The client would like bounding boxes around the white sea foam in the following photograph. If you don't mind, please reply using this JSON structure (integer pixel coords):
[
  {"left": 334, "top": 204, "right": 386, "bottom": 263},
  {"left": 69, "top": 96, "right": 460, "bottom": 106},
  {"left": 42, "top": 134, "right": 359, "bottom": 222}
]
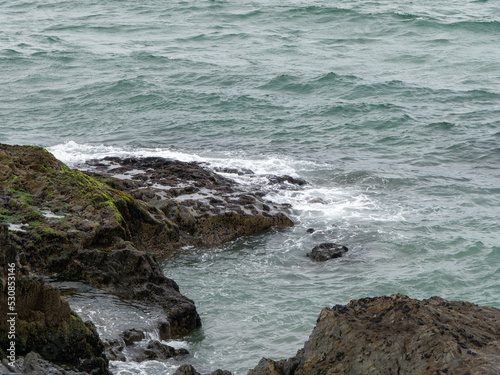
[
  {"left": 47, "top": 141, "right": 401, "bottom": 227},
  {"left": 47, "top": 141, "right": 206, "bottom": 168}
]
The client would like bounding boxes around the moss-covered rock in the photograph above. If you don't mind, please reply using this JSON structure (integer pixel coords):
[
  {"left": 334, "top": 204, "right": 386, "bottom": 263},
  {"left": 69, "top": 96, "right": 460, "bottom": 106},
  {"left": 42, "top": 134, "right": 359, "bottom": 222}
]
[
  {"left": 0, "top": 144, "right": 295, "bottom": 358},
  {"left": 0, "top": 144, "right": 182, "bottom": 272},
  {"left": 0, "top": 144, "right": 200, "bottom": 341}
]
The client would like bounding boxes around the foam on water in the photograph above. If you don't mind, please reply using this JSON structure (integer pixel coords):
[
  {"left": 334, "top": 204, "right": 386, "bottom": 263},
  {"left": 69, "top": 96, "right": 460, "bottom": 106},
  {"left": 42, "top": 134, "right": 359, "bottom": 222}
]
[
  {"left": 43, "top": 141, "right": 422, "bottom": 375},
  {"left": 47, "top": 141, "right": 206, "bottom": 167},
  {"left": 47, "top": 141, "right": 388, "bottom": 229}
]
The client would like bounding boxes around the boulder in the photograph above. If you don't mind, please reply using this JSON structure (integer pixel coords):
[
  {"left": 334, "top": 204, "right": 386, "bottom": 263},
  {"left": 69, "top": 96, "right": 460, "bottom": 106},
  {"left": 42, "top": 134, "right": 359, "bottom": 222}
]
[
  {"left": 306, "top": 243, "right": 348, "bottom": 262},
  {"left": 122, "top": 329, "right": 145, "bottom": 346},
  {"left": 135, "top": 340, "right": 188, "bottom": 362},
  {"left": 247, "top": 294, "right": 500, "bottom": 375},
  {"left": 173, "top": 364, "right": 232, "bottom": 375}
]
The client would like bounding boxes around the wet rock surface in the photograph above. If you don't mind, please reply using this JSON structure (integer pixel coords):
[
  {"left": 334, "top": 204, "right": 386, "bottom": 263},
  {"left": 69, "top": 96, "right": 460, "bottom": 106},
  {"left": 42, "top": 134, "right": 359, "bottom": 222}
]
[
  {"left": 134, "top": 340, "right": 189, "bottom": 362},
  {"left": 1, "top": 352, "right": 91, "bottom": 374},
  {"left": 0, "top": 225, "right": 110, "bottom": 375},
  {"left": 0, "top": 145, "right": 295, "bottom": 372},
  {"left": 306, "top": 242, "right": 348, "bottom": 262},
  {"left": 83, "top": 156, "right": 294, "bottom": 247},
  {"left": 173, "top": 364, "right": 232, "bottom": 375},
  {"left": 247, "top": 294, "right": 500, "bottom": 375}
]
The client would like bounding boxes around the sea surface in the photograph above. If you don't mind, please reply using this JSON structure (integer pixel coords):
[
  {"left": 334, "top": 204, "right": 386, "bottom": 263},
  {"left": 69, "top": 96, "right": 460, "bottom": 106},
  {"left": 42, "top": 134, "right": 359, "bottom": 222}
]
[{"left": 1, "top": 0, "right": 500, "bottom": 374}]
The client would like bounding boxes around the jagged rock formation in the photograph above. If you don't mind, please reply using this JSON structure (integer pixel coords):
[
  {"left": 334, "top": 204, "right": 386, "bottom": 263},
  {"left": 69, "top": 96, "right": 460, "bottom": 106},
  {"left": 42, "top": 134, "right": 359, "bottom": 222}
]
[
  {"left": 0, "top": 144, "right": 294, "bottom": 338},
  {"left": 83, "top": 156, "right": 294, "bottom": 247},
  {"left": 0, "top": 144, "right": 295, "bottom": 371},
  {"left": 306, "top": 243, "right": 348, "bottom": 262},
  {"left": 0, "top": 225, "right": 110, "bottom": 374},
  {"left": 248, "top": 294, "right": 500, "bottom": 375}
]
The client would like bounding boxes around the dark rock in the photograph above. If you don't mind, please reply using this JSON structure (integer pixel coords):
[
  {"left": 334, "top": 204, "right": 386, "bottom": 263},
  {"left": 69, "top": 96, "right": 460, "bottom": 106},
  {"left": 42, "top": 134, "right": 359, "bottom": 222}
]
[
  {"left": 211, "top": 370, "right": 233, "bottom": 375},
  {"left": 247, "top": 294, "right": 500, "bottom": 374},
  {"left": 247, "top": 357, "right": 300, "bottom": 375},
  {"left": 135, "top": 340, "right": 181, "bottom": 362},
  {"left": 0, "top": 225, "right": 110, "bottom": 375},
  {"left": 173, "top": 365, "right": 233, "bottom": 375},
  {"left": 83, "top": 155, "right": 294, "bottom": 248},
  {"left": 53, "top": 247, "right": 201, "bottom": 337},
  {"left": 3, "top": 352, "right": 89, "bottom": 374},
  {"left": 158, "top": 321, "right": 171, "bottom": 340},
  {"left": 266, "top": 175, "right": 307, "bottom": 187},
  {"left": 306, "top": 243, "right": 348, "bottom": 262},
  {"left": 173, "top": 364, "right": 200, "bottom": 375},
  {"left": 106, "top": 346, "right": 126, "bottom": 362},
  {"left": 122, "top": 329, "right": 145, "bottom": 346},
  {"left": 0, "top": 145, "right": 294, "bottom": 371},
  {"left": 213, "top": 167, "right": 255, "bottom": 176},
  {"left": 306, "top": 228, "right": 315, "bottom": 234},
  {"left": 0, "top": 145, "right": 204, "bottom": 337}
]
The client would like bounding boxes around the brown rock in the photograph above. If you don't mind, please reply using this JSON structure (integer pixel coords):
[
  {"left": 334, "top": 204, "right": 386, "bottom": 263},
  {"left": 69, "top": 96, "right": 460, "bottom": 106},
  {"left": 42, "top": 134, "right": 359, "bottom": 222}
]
[
  {"left": 84, "top": 155, "right": 295, "bottom": 248},
  {"left": 248, "top": 294, "right": 500, "bottom": 375},
  {"left": 0, "top": 225, "right": 110, "bottom": 375},
  {"left": 173, "top": 364, "right": 232, "bottom": 375}
]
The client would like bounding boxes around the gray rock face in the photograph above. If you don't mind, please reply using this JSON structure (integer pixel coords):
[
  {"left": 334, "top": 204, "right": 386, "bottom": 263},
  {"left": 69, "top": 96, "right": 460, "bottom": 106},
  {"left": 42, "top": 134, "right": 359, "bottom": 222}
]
[
  {"left": 1, "top": 352, "right": 89, "bottom": 374},
  {"left": 306, "top": 243, "right": 348, "bottom": 262},
  {"left": 247, "top": 294, "right": 500, "bottom": 375}
]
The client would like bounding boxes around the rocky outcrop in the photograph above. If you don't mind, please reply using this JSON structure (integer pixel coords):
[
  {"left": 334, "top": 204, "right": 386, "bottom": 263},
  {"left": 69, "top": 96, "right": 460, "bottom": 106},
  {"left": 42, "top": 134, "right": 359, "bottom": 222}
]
[
  {"left": 0, "top": 225, "right": 110, "bottom": 374},
  {"left": 84, "top": 156, "right": 294, "bottom": 247},
  {"left": 248, "top": 294, "right": 500, "bottom": 375},
  {"left": 173, "top": 364, "right": 232, "bottom": 375},
  {"left": 0, "top": 144, "right": 294, "bottom": 340},
  {"left": 306, "top": 243, "right": 348, "bottom": 262},
  {"left": 1, "top": 351, "right": 96, "bottom": 375},
  {"left": 0, "top": 144, "right": 296, "bottom": 371}
]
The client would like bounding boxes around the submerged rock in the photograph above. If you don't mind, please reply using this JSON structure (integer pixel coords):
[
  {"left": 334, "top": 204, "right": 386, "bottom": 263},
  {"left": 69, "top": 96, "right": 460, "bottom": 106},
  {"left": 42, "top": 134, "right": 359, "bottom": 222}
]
[
  {"left": 247, "top": 294, "right": 500, "bottom": 375},
  {"left": 122, "top": 329, "right": 145, "bottom": 346},
  {"left": 306, "top": 242, "right": 348, "bottom": 261}
]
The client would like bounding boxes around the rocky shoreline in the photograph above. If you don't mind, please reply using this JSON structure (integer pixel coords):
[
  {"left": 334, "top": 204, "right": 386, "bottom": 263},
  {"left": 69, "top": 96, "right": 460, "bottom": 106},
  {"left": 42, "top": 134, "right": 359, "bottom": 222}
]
[
  {"left": 1, "top": 144, "right": 500, "bottom": 374},
  {"left": 0, "top": 144, "right": 295, "bottom": 374}
]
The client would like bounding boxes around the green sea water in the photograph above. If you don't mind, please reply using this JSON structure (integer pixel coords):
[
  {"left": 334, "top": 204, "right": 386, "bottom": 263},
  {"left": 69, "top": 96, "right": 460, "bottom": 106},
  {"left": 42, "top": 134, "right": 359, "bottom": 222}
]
[{"left": 1, "top": 0, "right": 499, "bottom": 374}]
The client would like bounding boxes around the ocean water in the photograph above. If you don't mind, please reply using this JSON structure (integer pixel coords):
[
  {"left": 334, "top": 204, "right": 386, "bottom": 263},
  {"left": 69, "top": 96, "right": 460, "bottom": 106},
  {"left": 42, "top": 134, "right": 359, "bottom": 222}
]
[{"left": 1, "top": 0, "right": 499, "bottom": 374}]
